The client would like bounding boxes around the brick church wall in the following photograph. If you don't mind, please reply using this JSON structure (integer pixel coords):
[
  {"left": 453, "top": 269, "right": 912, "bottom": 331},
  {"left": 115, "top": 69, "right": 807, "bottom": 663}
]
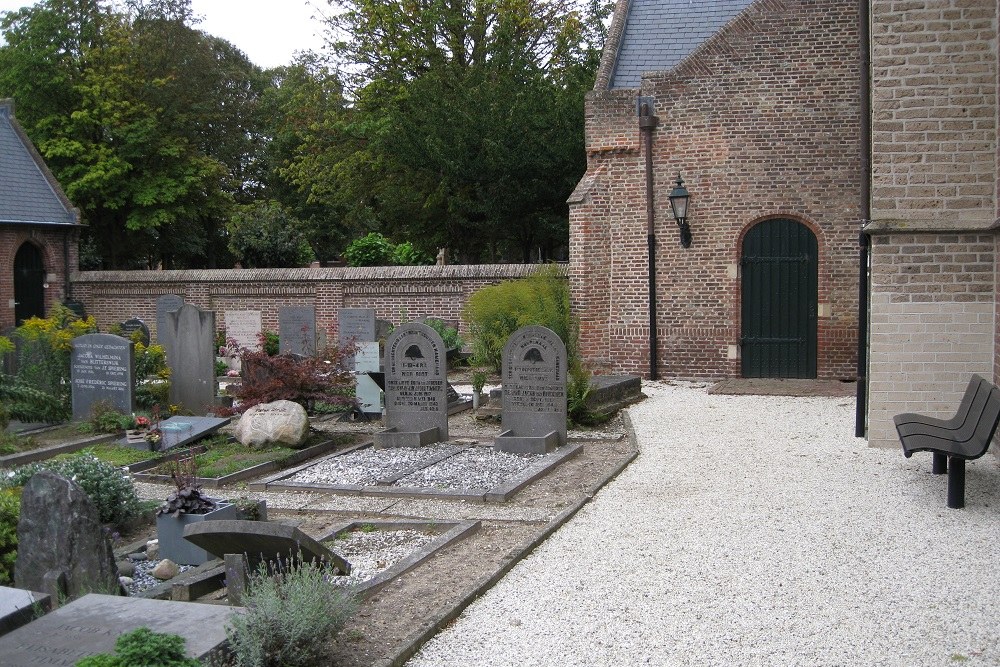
[
  {"left": 866, "top": 0, "right": 997, "bottom": 447},
  {"left": 571, "top": 0, "right": 862, "bottom": 379},
  {"left": 69, "top": 264, "right": 539, "bottom": 343},
  {"left": 0, "top": 226, "right": 79, "bottom": 332}
]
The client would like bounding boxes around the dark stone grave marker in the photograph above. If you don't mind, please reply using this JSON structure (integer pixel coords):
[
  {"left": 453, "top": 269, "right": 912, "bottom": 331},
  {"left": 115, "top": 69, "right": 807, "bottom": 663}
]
[
  {"left": 375, "top": 322, "right": 448, "bottom": 448},
  {"left": 495, "top": 325, "right": 567, "bottom": 454},
  {"left": 163, "top": 304, "right": 216, "bottom": 415},
  {"left": 183, "top": 519, "right": 351, "bottom": 574},
  {"left": 0, "top": 586, "right": 50, "bottom": 636},
  {"left": 118, "top": 317, "right": 150, "bottom": 347},
  {"left": 155, "top": 294, "right": 184, "bottom": 344},
  {"left": 0, "top": 594, "right": 236, "bottom": 664},
  {"left": 70, "top": 333, "right": 134, "bottom": 421},
  {"left": 279, "top": 306, "right": 316, "bottom": 356}
]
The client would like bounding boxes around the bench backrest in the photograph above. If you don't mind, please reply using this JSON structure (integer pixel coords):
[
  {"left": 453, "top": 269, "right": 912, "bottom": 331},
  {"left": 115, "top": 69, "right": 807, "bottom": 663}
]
[
  {"left": 957, "top": 385, "right": 1000, "bottom": 459},
  {"left": 942, "top": 379, "right": 995, "bottom": 442}
]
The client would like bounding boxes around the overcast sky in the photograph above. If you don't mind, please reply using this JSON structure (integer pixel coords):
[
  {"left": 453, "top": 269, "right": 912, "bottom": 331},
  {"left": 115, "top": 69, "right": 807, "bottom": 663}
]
[{"left": 0, "top": 0, "right": 328, "bottom": 69}]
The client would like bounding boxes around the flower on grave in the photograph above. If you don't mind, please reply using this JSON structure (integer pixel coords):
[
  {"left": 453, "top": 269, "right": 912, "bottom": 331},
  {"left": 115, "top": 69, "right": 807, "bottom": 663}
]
[
  {"left": 145, "top": 429, "right": 162, "bottom": 444},
  {"left": 226, "top": 369, "right": 240, "bottom": 377},
  {"left": 134, "top": 415, "right": 151, "bottom": 429}
]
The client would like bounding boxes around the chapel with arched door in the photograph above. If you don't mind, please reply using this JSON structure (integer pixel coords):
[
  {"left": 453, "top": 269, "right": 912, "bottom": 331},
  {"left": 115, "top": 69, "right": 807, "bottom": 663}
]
[
  {"left": 740, "top": 218, "right": 818, "bottom": 378},
  {"left": 13, "top": 242, "right": 45, "bottom": 325}
]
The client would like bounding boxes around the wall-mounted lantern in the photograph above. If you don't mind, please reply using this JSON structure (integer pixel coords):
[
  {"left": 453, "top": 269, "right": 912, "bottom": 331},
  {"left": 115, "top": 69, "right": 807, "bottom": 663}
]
[{"left": 668, "top": 174, "right": 692, "bottom": 248}]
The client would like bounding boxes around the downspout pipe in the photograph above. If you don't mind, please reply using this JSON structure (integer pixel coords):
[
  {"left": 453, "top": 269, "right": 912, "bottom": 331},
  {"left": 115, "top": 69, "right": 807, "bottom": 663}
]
[
  {"left": 639, "top": 102, "right": 659, "bottom": 380},
  {"left": 856, "top": 0, "right": 872, "bottom": 437}
]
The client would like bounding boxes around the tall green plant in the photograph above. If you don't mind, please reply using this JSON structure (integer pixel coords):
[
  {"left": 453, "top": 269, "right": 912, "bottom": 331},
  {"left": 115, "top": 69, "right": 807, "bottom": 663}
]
[{"left": 463, "top": 265, "right": 576, "bottom": 373}]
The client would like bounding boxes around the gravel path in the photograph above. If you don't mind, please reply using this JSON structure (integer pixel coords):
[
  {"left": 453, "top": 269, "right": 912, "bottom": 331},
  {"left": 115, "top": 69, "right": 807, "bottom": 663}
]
[{"left": 408, "top": 381, "right": 1000, "bottom": 666}]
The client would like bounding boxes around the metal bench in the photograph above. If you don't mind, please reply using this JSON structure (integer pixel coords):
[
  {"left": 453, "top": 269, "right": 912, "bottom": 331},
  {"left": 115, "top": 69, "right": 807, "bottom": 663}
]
[{"left": 895, "top": 375, "right": 1000, "bottom": 509}]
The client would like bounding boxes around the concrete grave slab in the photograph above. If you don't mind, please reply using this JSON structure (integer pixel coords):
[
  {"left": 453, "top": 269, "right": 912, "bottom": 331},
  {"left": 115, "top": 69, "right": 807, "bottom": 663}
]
[
  {"left": 183, "top": 519, "right": 351, "bottom": 574},
  {"left": 0, "top": 594, "right": 237, "bottom": 664},
  {"left": 0, "top": 586, "right": 50, "bottom": 636},
  {"left": 119, "top": 415, "right": 230, "bottom": 452}
]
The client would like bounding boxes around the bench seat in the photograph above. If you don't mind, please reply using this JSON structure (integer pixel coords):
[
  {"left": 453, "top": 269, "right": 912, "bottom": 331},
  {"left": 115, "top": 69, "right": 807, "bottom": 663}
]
[{"left": 896, "top": 378, "right": 1000, "bottom": 509}]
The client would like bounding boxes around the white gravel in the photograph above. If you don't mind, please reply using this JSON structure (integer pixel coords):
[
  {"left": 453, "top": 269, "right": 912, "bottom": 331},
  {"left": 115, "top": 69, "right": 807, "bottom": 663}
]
[
  {"left": 407, "top": 381, "right": 1000, "bottom": 666},
  {"left": 286, "top": 444, "right": 456, "bottom": 485},
  {"left": 325, "top": 528, "right": 434, "bottom": 588},
  {"left": 395, "top": 447, "right": 539, "bottom": 490}
]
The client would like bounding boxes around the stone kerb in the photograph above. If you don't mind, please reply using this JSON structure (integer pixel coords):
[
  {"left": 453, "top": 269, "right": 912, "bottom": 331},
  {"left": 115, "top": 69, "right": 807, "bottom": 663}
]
[
  {"left": 70, "top": 333, "right": 134, "bottom": 421},
  {"left": 163, "top": 304, "right": 216, "bottom": 416},
  {"left": 495, "top": 325, "right": 567, "bottom": 455},
  {"left": 375, "top": 322, "right": 448, "bottom": 448}
]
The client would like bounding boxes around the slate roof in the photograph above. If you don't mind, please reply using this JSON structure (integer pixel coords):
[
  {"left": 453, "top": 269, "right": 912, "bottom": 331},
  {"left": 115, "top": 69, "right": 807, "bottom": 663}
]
[
  {"left": 0, "top": 100, "right": 78, "bottom": 226},
  {"left": 609, "top": 0, "right": 754, "bottom": 89}
]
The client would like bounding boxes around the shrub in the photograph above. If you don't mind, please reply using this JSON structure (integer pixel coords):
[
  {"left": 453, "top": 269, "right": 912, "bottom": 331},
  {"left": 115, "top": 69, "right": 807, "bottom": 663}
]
[
  {"left": 3, "top": 454, "right": 140, "bottom": 528},
  {"left": 226, "top": 345, "right": 355, "bottom": 415},
  {"left": 227, "top": 201, "right": 316, "bottom": 269},
  {"left": 226, "top": 556, "right": 357, "bottom": 667},
  {"left": 392, "top": 241, "right": 432, "bottom": 266},
  {"left": 423, "top": 318, "right": 463, "bottom": 351},
  {"left": 463, "top": 265, "right": 576, "bottom": 374},
  {"left": 75, "top": 626, "right": 200, "bottom": 667},
  {"left": 0, "top": 375, "right": 67, "bottom": 424},
  {"left": 0, "top": 487, "right": 20, "bottom": 585},
  {"left": 85, "top": 402, "right": 134, "bottom": 434},
  {"left": 262, "top": 331, "right": 280, "bottom": 357},
  {"left": 343, "top": 232, "right": 396, "bottom": 267},
  {"left": 134, "top": 340, "right": 171, "bottom": 410}
]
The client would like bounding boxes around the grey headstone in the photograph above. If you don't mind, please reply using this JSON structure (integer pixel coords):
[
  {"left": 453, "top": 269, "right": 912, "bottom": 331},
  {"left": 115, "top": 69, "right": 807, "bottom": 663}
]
[
  {"left": 355, "top": 341, "right": 382, "bottom": 413},
  {"left": 155, "top": 294, "right": 184, "bottom": 344},
  {"left": 0, "top": 586, "right": 50, "bottom": 636},
  {"left": 376, "top": 322, "right": 448, "bottom": 447},
  {"left": 496, "top": 325, "right": 567, "bottom": 454},
  {"left": 224, "top": 554, "right": 248, "bottom": 606},
  {"left": 156, "top": 502, "right": 240, "bottom": 566},
  {"left": 14, "top": 472, "right": 120, "bottom": 600},
  {"left": 279, "top": 306, "right": 316, "bottom": 356},
  {"left": 375, "top": 318, "right": 394, "bottom": 342},
  {"left": 182, "top": 520, "right": 351, "bottom": 575},
  {"left": 163, "top": 304, "right": 216, "bottom": 415},
  {"left": 0, "top": 594, "right": 237, "bottom": 664},
  {"left": 70, "top": 333, "right": 134, "bottom": 421},
  {"left": 118, "top": 318, "right": 150, "bottom": 347},
  {"left": 225, "top": 310, "right": 262, "bottom": 352},
  {"left": 338, "top": 308, "right": 376, "bottom": 345}
]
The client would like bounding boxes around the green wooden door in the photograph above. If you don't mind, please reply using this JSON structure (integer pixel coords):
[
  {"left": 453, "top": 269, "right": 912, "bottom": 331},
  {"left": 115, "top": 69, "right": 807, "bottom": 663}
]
[{"left": 740, "top": 219, "right": 818, "bottom": 378}]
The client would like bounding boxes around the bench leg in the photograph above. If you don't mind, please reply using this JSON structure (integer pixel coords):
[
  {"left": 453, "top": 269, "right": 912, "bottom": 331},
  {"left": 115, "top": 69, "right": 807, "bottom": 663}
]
[
  {"left": 946, "top": 458, "right": 966, "bottom": 509},
  {"left": 932, "top": 452, "right": 948, "bottom": 474}
]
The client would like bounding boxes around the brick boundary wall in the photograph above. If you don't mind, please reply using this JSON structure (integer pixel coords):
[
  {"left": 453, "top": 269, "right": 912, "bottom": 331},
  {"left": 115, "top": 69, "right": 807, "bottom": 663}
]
[{"left": 69, "top": 264, "right": 543, "bottom": 344}]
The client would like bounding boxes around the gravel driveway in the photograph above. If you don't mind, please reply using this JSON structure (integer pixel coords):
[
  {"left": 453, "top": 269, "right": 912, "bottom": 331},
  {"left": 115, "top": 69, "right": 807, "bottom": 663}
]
[{"left": 408, "top": 381, "right": 1000, "bottom": 666}]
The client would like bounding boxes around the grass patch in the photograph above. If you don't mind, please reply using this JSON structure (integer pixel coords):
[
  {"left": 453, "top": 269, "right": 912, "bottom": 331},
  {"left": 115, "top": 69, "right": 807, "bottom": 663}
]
[
  {"left": 0, "top": 432, "right": 39, "bottom": 455},
  {"left": 54, "top": 444, "right": 164, "bottom": 467}
]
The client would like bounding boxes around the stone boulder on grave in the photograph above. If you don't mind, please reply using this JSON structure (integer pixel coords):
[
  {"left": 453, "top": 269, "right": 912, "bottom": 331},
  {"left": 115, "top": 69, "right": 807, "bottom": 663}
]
[{"left": 234, "top": 400, "right": 309, "bottom": 448}]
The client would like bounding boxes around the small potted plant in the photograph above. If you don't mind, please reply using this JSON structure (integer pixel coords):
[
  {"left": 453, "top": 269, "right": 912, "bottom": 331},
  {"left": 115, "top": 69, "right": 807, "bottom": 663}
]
[{"left": 155, "top": 453, "right": 238, "bottom": 565}]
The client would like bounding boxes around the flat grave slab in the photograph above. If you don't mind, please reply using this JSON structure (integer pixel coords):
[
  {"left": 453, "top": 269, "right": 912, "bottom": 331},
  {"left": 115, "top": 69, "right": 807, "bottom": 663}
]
[
  {"left": 0, "top": 586, "right": 50, "bottom": 637},
  {"left": 0, "top": 593, "right": 237, "bottom": 664},
  {"left": 119, "top": 415, "right": 230, "bottom": 451},
  {"left": 183, "top": 519, "right": 351, "bottom": 574},
  {"left": 249, "top": 440, "right": 583, "bottom": 502}
]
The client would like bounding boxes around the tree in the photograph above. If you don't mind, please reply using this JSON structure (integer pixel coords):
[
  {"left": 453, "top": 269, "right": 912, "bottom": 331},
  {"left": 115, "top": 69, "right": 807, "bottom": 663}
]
[{"left": 227, "top": 201, "right": 316, "bottom": 268}]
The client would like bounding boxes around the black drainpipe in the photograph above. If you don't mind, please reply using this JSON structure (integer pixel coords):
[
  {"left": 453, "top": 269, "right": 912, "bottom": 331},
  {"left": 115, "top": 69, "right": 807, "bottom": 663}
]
[
  {"left": 63, "top": 232, "right": 71, "bottom": 302},
  {"left": 856, "top": 0, "right": 871, "bottom": 438},
  {"left": 639, "top": 101, "right": 659, "bottom": 380}
]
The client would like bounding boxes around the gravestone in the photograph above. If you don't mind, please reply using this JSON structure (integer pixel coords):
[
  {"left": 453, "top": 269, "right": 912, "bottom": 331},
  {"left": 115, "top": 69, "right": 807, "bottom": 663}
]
[
  {"left": 155, "top": 294, "right": 184, "bottom": 343},
  {"left": 375, "top": 318, "right": 394, "bottom": 343},
  {"left": 339, "top": 308, "right": 379, "bottom": 410},
  {"left": 14, "top": 472, "right": 121, "bottom": 601},
  {"left": 70, "top": 333, "right": 134, "bottom": 421},
  {"left": 375, "top": 322, "right": 448, "bottom": 448},
  {"left": 355, "top": 341, "right": 382, "bottom": 413},
  {"left": 183, "top": 520, "right": 351, "bottom": 574},
  {"left": 279, "top": 306, "right": 316, "bottom": 356},
  {"left": 163, "top": 304, "right": 216, "bottom": 415},
  {"left": 225, "top": 310, "right": 262, "bottom": 352},
  {"left": 338, "top": 308, "right": 375, "bottom": 366},
  {"left": 234, "top": 400, "right": 309, "bottom": 448},
  {"left": 0, "top": 594, "right": 236, "bottom": 664},
  {"left": 495, "top": 325, "right": 567, "bottom": 454},
  {"left": 118, "top": 318, "right": 150, "bottom": 347}
]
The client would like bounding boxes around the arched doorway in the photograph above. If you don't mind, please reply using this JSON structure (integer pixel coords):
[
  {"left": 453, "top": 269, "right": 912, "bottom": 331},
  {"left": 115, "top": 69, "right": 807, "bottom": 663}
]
[
  {"left": 740, "top": 218, "right": 818, "bottom": 378},
  {"left": 14, "top": 243, "right": 45, "bottom": 325}
]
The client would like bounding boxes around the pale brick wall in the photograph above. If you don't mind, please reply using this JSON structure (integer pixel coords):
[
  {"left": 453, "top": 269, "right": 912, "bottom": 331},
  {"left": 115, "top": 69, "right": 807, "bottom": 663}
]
[
  {"left": 70, "top": 265, "right": 541, "bottom": 344},
  {"left": 867, "top": 233, "right": 995, "bottom": 447},
  {"left": 870, "top": 0, "right": 998, "bottom": 227}
]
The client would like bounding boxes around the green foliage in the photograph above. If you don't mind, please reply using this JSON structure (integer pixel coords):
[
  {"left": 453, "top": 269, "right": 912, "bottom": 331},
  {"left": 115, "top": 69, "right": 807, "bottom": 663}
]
[
  {"left": 423, "top": 318, "right": 464, "bottom": 352},
  {"left": 392, "top": 241, "right": 432, "bottom": 266},
  {"left": 471, "top": 370, "right": 488, "bottom": 394},
  {"left": 464, "top": 266, "right": 576, "bottom": 373},
  {"left": 227, "top": 201, "right": 316, "bottom": 268},
  {"left": 3, "top": 454, "right": 141, "bottom": 528},
  {"left": 86, "top": 402, "right": 134, "bottom": 434},
  {"left": 0, "top": 488, "right": 21, "bottom": 585},
  {"left": 216, "top": 359, "right": 229, "bottom": 377},
  {"left": 343, "top": 232, "right": 396, "bottom": 267},
  {"left": 75, "top": 626, "right": 200, "bottom": 667},
  {"left": 226, "top": 556, "right": 357, "bottom": 667},
  {"left": 262, "top": 331, "right": 280, "bottom": 357}
]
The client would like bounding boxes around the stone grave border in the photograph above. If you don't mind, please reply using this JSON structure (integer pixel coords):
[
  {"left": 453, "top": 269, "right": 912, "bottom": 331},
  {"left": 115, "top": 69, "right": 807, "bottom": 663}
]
[
  {"left": 318, "top": 519, "right": 480, "bottom": 598},
  {"left": 248, "top": 440, "right": 583, "bottom": 502},
  {"left": 129, "top": 437, "right": 349, "bottom": 489},
  {"left": 0, "top": 432, "right": 117, "bottom": 468}
]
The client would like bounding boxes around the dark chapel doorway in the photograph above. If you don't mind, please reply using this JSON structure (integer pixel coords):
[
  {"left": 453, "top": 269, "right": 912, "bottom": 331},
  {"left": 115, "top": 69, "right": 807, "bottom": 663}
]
[
  {"left": 14, "top": 242, "right": 45, "bottom": 326},
  {"left": 740, "top": 218, "right": 818, "bottom": 378}
]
